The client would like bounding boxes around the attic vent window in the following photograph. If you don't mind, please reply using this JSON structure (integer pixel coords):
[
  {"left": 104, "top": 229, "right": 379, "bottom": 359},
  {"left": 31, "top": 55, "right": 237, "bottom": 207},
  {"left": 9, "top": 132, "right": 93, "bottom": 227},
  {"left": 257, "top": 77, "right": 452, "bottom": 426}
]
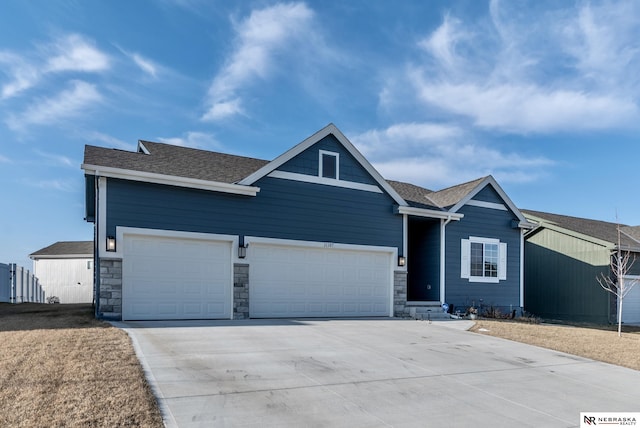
[{"left": 319, "top": 150, "right": 339, "bottom": 179}]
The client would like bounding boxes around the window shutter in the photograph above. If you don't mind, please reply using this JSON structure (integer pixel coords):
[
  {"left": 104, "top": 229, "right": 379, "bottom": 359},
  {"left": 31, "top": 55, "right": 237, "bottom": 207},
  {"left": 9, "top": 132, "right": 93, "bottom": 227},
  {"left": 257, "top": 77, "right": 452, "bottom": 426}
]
[
  {"left": 460, "top": 239, "right": 470, "bottom": 279},
  {"left": 498, "top": 242, "right": 507, "bottom": 280}
]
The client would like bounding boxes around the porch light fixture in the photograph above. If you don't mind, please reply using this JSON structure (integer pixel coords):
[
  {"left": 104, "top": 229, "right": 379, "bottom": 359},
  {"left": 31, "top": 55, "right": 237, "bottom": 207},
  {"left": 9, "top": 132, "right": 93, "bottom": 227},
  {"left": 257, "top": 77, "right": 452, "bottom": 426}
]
[
  {"left": 106, "top": 236, "right": 116, "bottom": 252},
  {"left": 398, "top": 256, "right": 406, "bottom": 267},
  {"left": 238, "top": 244, "right": 247, "bottom": 259}
]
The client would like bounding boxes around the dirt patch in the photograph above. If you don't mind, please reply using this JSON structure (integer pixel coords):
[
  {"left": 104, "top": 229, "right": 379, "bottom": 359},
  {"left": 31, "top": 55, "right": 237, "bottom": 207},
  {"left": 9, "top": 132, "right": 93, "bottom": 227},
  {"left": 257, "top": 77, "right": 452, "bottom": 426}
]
[
  {"left": 470, "top": 319, "right": 640, "bottom": 371},
  {"left": 0, "top": 303, "right": 163, "bottom": 427}
]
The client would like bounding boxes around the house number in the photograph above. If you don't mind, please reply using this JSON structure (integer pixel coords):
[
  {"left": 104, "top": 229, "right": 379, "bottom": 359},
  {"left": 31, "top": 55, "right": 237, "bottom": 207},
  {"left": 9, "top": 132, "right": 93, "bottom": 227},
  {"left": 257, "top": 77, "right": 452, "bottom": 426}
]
[{"left": 324, "top": 243, "right": 334, "bottom": 248}]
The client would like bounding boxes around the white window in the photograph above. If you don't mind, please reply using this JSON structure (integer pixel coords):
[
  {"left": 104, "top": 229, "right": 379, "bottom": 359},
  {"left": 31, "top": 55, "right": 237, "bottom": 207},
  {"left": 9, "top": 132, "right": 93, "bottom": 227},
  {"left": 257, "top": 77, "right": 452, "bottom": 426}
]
[
  {"left": 461, "top": 237, "right": 507, "bottom": 283},
  {"left": 319, "top": 150, "right": 339, "bottom": 179}
]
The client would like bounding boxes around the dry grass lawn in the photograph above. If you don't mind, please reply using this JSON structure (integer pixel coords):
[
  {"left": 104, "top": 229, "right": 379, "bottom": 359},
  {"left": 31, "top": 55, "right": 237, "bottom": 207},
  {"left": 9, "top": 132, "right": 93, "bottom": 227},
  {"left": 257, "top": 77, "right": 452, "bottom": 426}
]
[
  {"left": 0, "top": 303, "right": 163, "bottom": 428},
  {"left": 470, "top": 319, "right": 640, "bottom": 371}
]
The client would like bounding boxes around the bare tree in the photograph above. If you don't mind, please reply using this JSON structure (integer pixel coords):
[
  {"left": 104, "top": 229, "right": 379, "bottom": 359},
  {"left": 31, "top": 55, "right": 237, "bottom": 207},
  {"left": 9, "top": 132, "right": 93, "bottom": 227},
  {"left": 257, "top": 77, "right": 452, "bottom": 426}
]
[{"left": 597, "top": 222, "right": 638, "bottom": 337}]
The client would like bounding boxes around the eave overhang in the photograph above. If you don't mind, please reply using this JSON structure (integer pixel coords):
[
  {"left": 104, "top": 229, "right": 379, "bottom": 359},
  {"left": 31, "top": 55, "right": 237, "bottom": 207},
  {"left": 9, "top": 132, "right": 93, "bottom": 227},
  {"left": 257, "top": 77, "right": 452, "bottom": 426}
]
[
  {"left": 81, "top": 164, "right": 260, "bottom": 196},
  {"left": 396, "top": 206, "right": 464, "bottom": 220}
]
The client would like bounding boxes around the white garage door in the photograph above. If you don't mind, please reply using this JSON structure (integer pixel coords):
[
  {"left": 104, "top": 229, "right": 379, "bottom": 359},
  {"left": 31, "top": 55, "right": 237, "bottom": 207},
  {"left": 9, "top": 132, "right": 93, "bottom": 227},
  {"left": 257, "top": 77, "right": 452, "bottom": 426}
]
[
  {"left": 122, "top": 234, "right": 232, "bottom": 321},
  {"left": 249, "top": 241, "right": 393, "bottom": 318},
  {"left": 622, "top": 276, "right": 640, "bottom": 324}
]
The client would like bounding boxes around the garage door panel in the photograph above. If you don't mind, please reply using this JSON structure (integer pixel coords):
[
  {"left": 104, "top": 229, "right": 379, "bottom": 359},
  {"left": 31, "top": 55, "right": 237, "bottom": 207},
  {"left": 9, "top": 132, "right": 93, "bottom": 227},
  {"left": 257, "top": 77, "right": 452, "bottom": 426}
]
[
  {"left": 122, "top": 234, "right": 232, "bottom": 321},
  {"left": 250, "top": 242, "right": 392, "bottom": 318}
]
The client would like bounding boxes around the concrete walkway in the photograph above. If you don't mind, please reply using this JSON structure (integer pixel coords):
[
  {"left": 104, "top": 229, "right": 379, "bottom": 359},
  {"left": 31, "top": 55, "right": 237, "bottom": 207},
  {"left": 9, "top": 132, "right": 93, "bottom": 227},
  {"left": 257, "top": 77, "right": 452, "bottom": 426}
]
[{"left": 118, "top": 319, "right": 640, "bottom": 428}]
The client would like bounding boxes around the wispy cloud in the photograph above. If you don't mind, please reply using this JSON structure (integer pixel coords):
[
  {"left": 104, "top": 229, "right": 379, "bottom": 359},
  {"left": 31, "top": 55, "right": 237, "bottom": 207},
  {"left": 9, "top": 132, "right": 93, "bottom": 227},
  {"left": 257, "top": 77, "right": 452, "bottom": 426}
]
[
  {"left": 0, "top": 34, "right": 109, "bottom": 100},
  {"left": 202, "top": 2, "right": 315, "bottom": 121},
  {"left": 0, "top": 154, "right": 10, "bottom": 163},
  {"left": 115, "top": 45, "right": 160, "bottom": 78},
  {"left": 158, "top": 131, "right": 222, "bottom": 149},
  {"left": 45, "top": 34, "right": 110, "bottom": 73},
  {"left": 6, "top": 80, "right": 102, "bottom": 131},
  {"left": 351, "top": 122, "right": 554, "bottom": 187},
  {"left": 0, "top": 52, "right": 39, "bottom": 99},
  {"left": 395, "top": 0, "right": 640, "bottom": 135}
]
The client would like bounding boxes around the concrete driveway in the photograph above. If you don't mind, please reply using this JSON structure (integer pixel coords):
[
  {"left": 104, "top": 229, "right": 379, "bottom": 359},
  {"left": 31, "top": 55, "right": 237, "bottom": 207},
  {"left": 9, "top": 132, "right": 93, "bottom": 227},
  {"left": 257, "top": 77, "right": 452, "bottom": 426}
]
[{"left": 118, "top": 319, "right": 640, "bottom": 428}]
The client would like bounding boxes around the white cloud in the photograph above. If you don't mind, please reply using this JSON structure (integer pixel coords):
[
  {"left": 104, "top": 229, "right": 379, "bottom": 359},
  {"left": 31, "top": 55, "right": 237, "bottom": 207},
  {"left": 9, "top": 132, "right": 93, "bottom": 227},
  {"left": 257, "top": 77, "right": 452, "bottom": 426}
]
[
  {"left": 158, "top": 131, "right": 222, "bottom": 149},
  {"left": 202, "top": 2, "right": 315, "bottom": 121},
  {"left": 397, "top": 0, "right": 640, "bottom": 134},
  {"left": 130, "top": 53, "right": 158, "bottom": 78},
  {"left": 45, "top": 34, "right": 110, "bottom": 73},
  {"left": 0, "top": 154, "right": 10, "bottom": 163},
  {"left": 351, "top": 123, "right": 553, "bottom": 188},
  {"left": 6, "top": 80, "right": 102, "bottom": 130},
  {"left": 0, "top": 52, "right": 39, "bottom": 99},
  {"left": 0, "top": 34, "right": 109, "bottom": 100}
]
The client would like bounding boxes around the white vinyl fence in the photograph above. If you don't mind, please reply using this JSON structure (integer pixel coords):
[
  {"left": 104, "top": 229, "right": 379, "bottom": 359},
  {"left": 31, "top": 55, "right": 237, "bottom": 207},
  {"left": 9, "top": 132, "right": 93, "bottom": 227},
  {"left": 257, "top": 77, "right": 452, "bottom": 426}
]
[{"left": 0, "top": 263, "right": 44, "bottom": 304}]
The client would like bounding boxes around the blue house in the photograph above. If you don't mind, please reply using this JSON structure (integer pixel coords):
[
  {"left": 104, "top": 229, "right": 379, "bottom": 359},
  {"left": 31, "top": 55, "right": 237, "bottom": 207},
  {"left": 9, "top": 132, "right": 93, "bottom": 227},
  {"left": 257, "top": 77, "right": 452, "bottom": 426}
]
[{"left": 82, "top": 124, "right": 532, "bottom": 320}]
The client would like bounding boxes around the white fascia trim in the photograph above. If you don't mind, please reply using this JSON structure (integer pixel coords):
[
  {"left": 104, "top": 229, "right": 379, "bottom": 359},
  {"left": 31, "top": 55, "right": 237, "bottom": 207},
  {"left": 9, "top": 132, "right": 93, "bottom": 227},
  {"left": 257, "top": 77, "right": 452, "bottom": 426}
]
[
  {"left": 237, "top": 124, "right": 408, "bottom": 206},
  {"left": 518, "top": 221, "right": 537, "bottom": 229},
  {"left": 137, "top": 141, "right": 150, "bottom": 154},
  {"left": 82, "top": 164, "right": 260, "bottom": 196},
  {"left": 397, "top": 206, "right": 464, "bottom": 220},
  {"left": 268, "top": 170, "right": 383, "bottom": 193},
  {"left": 106, "top": 226, "right": 239, "bottom": 261},
  {"left": 29, "top": 255, "right": 92, "bottom": 260},
  {"left": 466, "top": 199, "right": 507, "bottom": 211}
]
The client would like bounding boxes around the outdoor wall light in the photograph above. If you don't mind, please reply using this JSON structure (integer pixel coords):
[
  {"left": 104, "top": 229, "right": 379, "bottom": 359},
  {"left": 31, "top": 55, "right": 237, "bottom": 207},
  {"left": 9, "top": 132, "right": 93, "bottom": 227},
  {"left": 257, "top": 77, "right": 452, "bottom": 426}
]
[
  {"left": 106, "top": 236, "right": 116, "bottom": 252},
  {"left": 238, "top": 244, "right": 247, "bottom": 259},
  {"left": 398, "top": 256, "right": 406, "bottom": 267}
]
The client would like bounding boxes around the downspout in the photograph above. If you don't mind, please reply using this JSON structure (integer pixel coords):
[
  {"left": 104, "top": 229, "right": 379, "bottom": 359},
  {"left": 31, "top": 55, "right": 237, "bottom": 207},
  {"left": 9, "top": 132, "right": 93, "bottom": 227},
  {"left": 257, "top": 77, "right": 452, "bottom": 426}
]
[{"left": 440, "top": 215, "right": 453, "bottom": 305}]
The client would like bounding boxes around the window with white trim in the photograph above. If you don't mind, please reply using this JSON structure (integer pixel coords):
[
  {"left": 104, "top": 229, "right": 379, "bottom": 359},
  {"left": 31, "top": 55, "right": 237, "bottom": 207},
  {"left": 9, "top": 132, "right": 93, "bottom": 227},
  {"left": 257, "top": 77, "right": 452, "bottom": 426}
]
[
  {"left": 319, "top": 150, "right": 339, "bottom": 179},
  {"left": 461, "top": 237, "right": 506, "bottom": 283}
]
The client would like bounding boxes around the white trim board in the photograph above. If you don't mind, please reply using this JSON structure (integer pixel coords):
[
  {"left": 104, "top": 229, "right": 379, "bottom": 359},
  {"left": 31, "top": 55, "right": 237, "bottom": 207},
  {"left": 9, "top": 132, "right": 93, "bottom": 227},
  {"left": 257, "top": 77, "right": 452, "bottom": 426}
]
[
  {"left": 268, "top": 170, "right": 383, "bottom": 193},
  {"left": 466, "top": 199, "right": 507, "bottom": 211}
]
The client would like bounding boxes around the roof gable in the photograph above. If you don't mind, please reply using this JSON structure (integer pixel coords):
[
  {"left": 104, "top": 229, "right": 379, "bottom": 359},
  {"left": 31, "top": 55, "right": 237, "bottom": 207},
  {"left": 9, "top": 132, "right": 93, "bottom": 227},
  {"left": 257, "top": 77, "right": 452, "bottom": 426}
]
[
  {"left": 30, "top": 241, "right": 93, "bottom": 258},
  {"left": 238, "top": 124, "right": 408, "bottom": 206},
  {"left": 433, "top": 176, "right": 529, "bottom": 226}
]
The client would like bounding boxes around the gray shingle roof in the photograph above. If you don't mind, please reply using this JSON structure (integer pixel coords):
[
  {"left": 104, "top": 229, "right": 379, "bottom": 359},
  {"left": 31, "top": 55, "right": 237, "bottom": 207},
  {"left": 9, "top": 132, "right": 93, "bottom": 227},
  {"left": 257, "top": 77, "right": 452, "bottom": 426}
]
[
  {"left": 387, "top": 176, "right": 492, "bottom": 211},
  {"left": 30, "top": 241, "right": 93, "bottom": 258},
  {"left": 522, "top": 209, "right": 640, "bottom": 250},
  {"left": 386, "top": 180, "right": 442, "bottom": 210},
  {"left": 621, "top": 226, "right": 640, "bottom": 244},
  {"left": 84, "top": 141, "right": 269, "bottom": 184},
  {"left": 427, "top": 176, "right": 487, "bottom": 208}
]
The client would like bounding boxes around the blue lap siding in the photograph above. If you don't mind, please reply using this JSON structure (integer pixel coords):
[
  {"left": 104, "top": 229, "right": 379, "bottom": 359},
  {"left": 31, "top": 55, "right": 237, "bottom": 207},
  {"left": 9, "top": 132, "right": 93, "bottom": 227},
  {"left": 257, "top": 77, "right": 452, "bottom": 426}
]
[
  {"left": 106, "top": 176, "right": 402, "bottom": 249},
  {"left": 445, "top": 203, "right": 522, "bottom": 312}
]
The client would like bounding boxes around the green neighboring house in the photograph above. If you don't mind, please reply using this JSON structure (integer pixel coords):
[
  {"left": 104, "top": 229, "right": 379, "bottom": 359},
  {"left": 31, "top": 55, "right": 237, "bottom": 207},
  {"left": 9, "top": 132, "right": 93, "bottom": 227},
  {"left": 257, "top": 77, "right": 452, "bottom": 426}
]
[{"left": 522, "top": 210, "right": 640, "bottom": 324}]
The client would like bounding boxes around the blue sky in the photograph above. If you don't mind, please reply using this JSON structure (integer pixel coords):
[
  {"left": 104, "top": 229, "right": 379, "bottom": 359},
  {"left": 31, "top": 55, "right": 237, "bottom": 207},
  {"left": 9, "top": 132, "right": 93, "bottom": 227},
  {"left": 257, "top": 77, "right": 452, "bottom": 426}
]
[{"left": 1, "top": 0, "right": 639, "bottom": 268}]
